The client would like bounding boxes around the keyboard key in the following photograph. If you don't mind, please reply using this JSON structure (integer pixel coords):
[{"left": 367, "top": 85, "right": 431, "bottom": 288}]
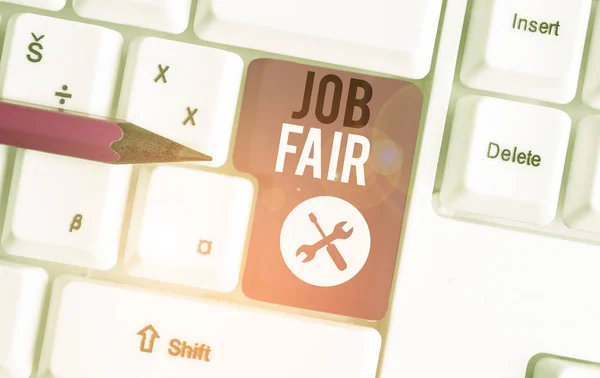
[
  {"left": 439, "top": 96, "right": 570, "bottom": 224},
  {"left": 533, "top": 356, "right": 600, "bottom": 378},
  {"left": 0, "top": 0, "right": 64, "bottom": 10},
  {"left": 563, "top": 116, "right": 600, "bottom": 232},
  {"left": 0, "top": 145, "right": 16, "bottom": 221},
  {"left": 0, "top": 13, "right": 122, "bottom": 117},
  {"left": 124, "top": 166, "right": 254, "bottom": 292},
  {"left": 39, "top": 277, "right": 381, "bottom": 378},
  {"left": 234, "top": 59, "right": 422, "bottom": 320},
  {"left": 582, "top": 7, "right": 600, "bottom": 109},
  {"left": 194, "top": 0, "right": 443, "bottom": 79},
  {"left": 117, "top": 37, "right": 242, "bottom": 168},
  {"left": 72, "top": 0, "right": 192, "bottom": 34},
  {"left": 0, "top": 261, "right": 48, "bottom": 378},
  {"left": 2, "top": 150, "right": 131, "bottom": 270},
  {"left": 460, "top": 0, "right": 590, "bottom": 104}
]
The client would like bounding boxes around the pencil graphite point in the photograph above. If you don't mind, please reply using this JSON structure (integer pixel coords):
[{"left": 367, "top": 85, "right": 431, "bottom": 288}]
[
  {"left": 112, "top": 123, "right": 212, "bottom": 164},
  {"left": 175, "top": 145, "right": 214, "bottom": 162}
]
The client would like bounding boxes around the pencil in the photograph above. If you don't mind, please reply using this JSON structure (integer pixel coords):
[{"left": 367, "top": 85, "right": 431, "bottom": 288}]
[{"left": 0, "top": 99, "right": 212, "bottom": 164}]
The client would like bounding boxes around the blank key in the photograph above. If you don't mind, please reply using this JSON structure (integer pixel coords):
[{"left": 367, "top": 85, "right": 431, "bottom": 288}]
[
  {"left": 563, "top": 116, "right": 600, "bottom": 233},
  {"left": 582, "top": 6, "right": 600, "bottom": 109},
  {"left": 73, "top": 0, "right": 192, "bottom": 34},
  {"left": 460, "top": 0, "right": 590, "bottom": 103},
  {"left": 0, "top": 261, "right": 48, "bottom": 378},
  {"left": 533, "top": 356, "right": 600, "bottom": 378},
  {"left": 0, "top": 0, "right": 65, "bottom": 10},
  {"left": 194, "top": 0, "right": 443, "bottom": 79}
]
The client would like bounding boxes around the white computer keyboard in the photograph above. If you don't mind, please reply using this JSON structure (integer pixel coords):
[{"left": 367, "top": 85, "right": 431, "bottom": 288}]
[{"left": 1, "top": 0, "right": 599, "bottom": 378}]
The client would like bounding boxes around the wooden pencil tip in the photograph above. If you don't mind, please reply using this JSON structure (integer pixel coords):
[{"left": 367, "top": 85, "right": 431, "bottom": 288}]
[{"left": 111, "top": 123, "right": 213, "bottom": 164}]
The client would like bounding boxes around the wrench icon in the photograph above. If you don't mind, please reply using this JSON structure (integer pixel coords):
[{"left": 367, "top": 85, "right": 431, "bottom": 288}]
[{"left": 296, "top": 214, "right": 353, "bottom": 269}]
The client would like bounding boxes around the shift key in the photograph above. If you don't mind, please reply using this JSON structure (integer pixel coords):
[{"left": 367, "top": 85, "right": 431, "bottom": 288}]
[{"left": 38, "top": 277, "right": 381, "bottom": 378}]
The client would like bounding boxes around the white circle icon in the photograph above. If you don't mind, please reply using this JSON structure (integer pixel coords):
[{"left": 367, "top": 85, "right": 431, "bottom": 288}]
[{"left": 280, "top": 196, "right": 371, "bottom": 287}]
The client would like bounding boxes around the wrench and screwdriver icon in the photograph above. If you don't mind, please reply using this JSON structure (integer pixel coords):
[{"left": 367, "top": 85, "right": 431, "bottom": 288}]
[{"left": 295, "top": 212, "right": 354, "bottom": 271}]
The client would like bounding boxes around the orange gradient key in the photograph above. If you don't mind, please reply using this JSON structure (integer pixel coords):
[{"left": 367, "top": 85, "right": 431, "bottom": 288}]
[{"left": 234, "top": 59, "right": 423, "bottom": 320}]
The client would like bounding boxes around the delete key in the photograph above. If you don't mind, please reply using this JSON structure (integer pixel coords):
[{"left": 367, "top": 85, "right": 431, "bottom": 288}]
[{"left": 234, "top": 59, "right": 423, "bottom": 320}]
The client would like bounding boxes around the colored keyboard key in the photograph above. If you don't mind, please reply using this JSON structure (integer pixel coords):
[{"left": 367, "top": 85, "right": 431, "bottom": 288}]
[{"left": 234, "top": 59, "right": 423, "bottom": 320}]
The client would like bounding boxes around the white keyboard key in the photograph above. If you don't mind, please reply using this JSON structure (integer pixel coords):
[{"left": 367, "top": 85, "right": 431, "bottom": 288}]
[
  {"left": 0, "top": 0, "right": 64, "bottom": 10},
  {"left": 0, "top": 146, "right": 16, "bottom": 226},
  {"left": 1, "top": 150, "right": 131, "bottom": 270},
  {"left": 0, "top": 13, "right": 122, "bottom": 117},
  {"left": 0, "top": 261, "right": 48, "bottom": 378},
  {"left": 73, "top": 0, "right": 192, "bottom": 34},
  {"left": 582, "top": 7, "right": 600, "bottom": 109},
  {"left": 124, "top": 166, "right": 253, "bottom": 292},
  {"left": 117, "top": 37, "right": 242, "bottom": 168},
  {"left": 39, "top": 277, "right": 381, "bottom": 378},
  {"left": 460, "top": 0, "right": 590, "bottom": 104},
  {"left": 194, "top": 0, "right": 443, "bottom": 79},
  {"left": 439, "top": 96, "right": 570, "bottom": 224},
  {"left": 563, "top": 116, "right": 600, "bottom": 232},
  {"left": 533, "top": 356, "right": 600, "bottom": 378}
]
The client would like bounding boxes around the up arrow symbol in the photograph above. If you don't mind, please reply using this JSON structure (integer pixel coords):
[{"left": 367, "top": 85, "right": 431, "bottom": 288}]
[{"left": 137, "top": 324, "right": 160, "bottom": 353}]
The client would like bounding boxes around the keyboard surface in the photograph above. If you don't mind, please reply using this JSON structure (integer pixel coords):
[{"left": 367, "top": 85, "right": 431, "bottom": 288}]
[{"left": 1, "top": 1, "right": 599, "bottom": 378}]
